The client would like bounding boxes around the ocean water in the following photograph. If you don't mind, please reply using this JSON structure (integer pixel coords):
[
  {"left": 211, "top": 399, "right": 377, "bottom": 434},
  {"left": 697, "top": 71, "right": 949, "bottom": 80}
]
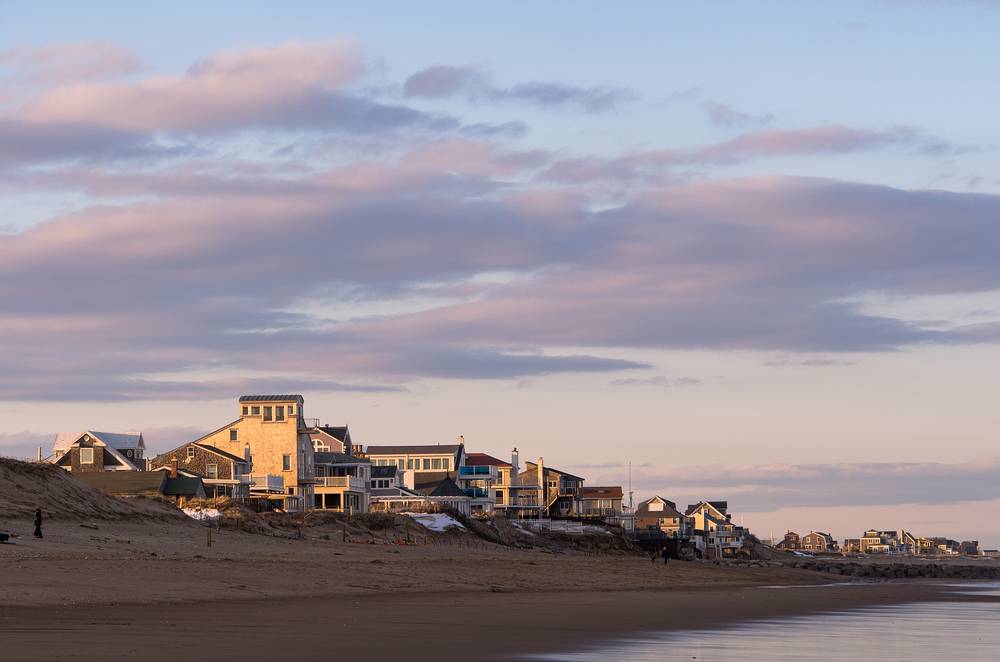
[{"left": 531, "top": 584, "right": 1000, "bottom": 661}]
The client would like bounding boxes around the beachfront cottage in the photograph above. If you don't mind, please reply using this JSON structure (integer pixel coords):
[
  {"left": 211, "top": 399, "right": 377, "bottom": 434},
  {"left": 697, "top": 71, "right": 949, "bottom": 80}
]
[
  {"left": 149, "top": 442, "right": 251, "bottom": 498},
  {"left": 369, "top": 467, "right": 473, "bottom": 515},
  {"left": 364, "top": 441, "right": 494, "bottom": 513},
  {"left": 520, "top": 459, "right": 585, "bottom": 518},
  {"left": 634, "top": 496, "right": 690, "bottom": 538},
  {"left": 178, "top": 395, "right": 316, "bottom": 511},
  {"left": 313, "top": 451, "right": 370, "bottom": 513},
  {"left": 578, "top": 486, "right": 624, "bottom": 519},
  {"left": 467, "top": 449, "right": 543, "bottom": 519},
  {"left": 776, "top": 531, "right": 802, "bottom": 550},
  {"left": 48, "top": 431, "right": 146, "bottom": 473},
  {"left": 801, "top": 531, "right": 837, "bottom": 552},
  {"left": 686, "top": 501, "right": 748, "bottom": 558},
  {"left": 860, "top": 529, "right": 901, "bottom": 553}
]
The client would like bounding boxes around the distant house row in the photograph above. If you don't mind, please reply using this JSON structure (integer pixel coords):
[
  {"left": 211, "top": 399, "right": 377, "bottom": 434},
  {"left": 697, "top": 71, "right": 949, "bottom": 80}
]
[
  {"left": 45, "top": 394, "right": 626, "bottom": 520},
  {"left": 632, "top": 496, "right": 752, "bottom": 559},
  {"left": 774, "top": 529, "right": 989, "bottom": 557}
]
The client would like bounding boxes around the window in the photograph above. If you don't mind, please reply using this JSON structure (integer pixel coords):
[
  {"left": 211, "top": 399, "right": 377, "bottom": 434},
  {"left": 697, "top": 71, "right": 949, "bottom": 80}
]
[
  {"left": 242, "top": 406, "right": 249, "bottom": 416},
  {"left": 275, "top": 406, "right": 284, "bottom": 421},
  {"left": 422, "top": 458, "right": 430, "bottom": 470},
  {"left": 432, "top": 458, "right": 442, "bottom": 470},
  {"left": 187, "top": 447, "right": 196, "bottom": 459},
  {"left": 442, "top": 458, "right": 450, "bottom": 471},
  {"left": 263, "top": 406, "right": 273, "bottom": 422},
  {"left": 251, "top": 406, "right": 260, "bottom": 416},
  {"left": 287, "top": 405, "right": 294, "bottom": 415},
  {"left": 497, "top": 472, "right": 503, "bottom": 485},
  {"left": 397, "top": 459, "right": 404, "bottom": 469},
  {"left": 80, "top": 447, "right": 94, "bottom": 464},
  {"left": 407, "top": 459, "right": 414, "bottom": 469},
  {"left": 287, "top": 487, "right": 295, "bottom": 495},
  {"left": 206, "top": 464, "right": 218, "bottom": 479},
  {"left": 230, "top": 429, "right": 238, "bottom": 442},
  {"left": 495, "top": 490, "right": 504, "bottom": 503},
  {"left": 282, "top": 454, "right": 291, "bottom": 471}
]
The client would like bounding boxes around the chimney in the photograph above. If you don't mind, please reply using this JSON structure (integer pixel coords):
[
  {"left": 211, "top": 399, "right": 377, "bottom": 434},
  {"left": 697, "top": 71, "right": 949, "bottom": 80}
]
[
  {"left": 170, "top": 457, "right": 178, "bottom": 479},
  {"left": 37, "top": 446, "right": 42, "bottom": 462},
  {"left": 511, "top": 447, "right": 520, "bottom": 486},
  {"left": 458, "top": 434, "right": 465, "bottom": 445},
  {"left": 537, "top": 456, "right": 546, "bottom": 514}
]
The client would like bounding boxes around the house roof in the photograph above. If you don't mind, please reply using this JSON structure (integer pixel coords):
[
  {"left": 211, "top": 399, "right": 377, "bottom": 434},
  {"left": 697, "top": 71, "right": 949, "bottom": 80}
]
[
  {"left": 635, "top": 496, "right": 683, "bottom": 518},
  {"left": 74, "top": 471, "right": 166, "bottom": 496},
  {"left": 371, "top": 465, "right": 397, "bottom": 479},
  {"left": 314, "top": 451, "right": 368, "bottom": 465},
  {"left": 685, "top": 501, "right": 728, "bottom": 517},
  {"left": 522, "top": 462, "right": 584, "bottom": 482},
  {"left": 193, "top": 443, "right": 248, "bottom": 464},
  {"left": 238, "top": 394, "right": 304, "bottom": 403},
  {"left": 465, "top": 452, "right": 511, "bottom": 467},
  {"left": 365, "top": 444, "right": 463, "bottom": 456},
  {"left": 53, "top": 430, "right": 143, "bottom": 453},
  {"left": 162, "top": 476, "right": 205, "bottom": 497},
  {"left": 427, "top": 476, "right": 468, "bottom": 498},
  {"left": 581, "top": 486, "right": 623, "bottom": 499},
  {"left": 318, "top": 426, "right": 350, "bottom": 442},
  {"left": 410, "top": 471, "right": 469, "bottom": 498}
]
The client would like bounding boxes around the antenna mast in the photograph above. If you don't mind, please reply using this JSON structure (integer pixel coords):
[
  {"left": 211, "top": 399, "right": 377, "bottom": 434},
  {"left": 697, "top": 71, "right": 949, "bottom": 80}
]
[{"left": 628, "top": 460, "right": 634, "bottom": 511}]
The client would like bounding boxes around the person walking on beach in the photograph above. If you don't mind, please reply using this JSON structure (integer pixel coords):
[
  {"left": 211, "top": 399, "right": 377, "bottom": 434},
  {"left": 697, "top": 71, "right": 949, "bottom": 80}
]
[
  {"left": 660, "top": 546, "right": 670, "bottom": 564},
  {"left": 33, "top": 508, "right": 43, "bottom": 539}
]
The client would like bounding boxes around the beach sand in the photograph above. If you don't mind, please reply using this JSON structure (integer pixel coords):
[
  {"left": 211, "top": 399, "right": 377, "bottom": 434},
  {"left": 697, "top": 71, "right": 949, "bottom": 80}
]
[{"left": 0, "top": 518, "right": 981, "bottom": 661}]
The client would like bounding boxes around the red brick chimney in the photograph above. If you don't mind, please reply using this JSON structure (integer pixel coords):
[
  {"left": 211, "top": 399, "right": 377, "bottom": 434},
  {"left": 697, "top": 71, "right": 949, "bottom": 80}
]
[{"left": 170, "top": 457, "right": 178, "bottom": 478}]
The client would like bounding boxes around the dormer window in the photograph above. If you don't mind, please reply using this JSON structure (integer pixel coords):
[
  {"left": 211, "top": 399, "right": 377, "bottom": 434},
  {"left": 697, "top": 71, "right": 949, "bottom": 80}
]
[
  {"left": 187, "top": 447, "right": 196, "bottom": 459},
  {"left": 263, "top": 406, "right": 273, "bottom": 422},
  {"left": 288, "top": 405, "right": 295, "bottom": 415},
  {"left": 251, "top": 406, "right": 260, "bottom": 416},
  {"left": 242, "top": 406, "right": 249, "bottom": 416},
  {"left": 80, "top": 448, "right": 94, "bottom": 464},
  {"left": 275, "top": 406, "right": 285, "bottom": 421}
]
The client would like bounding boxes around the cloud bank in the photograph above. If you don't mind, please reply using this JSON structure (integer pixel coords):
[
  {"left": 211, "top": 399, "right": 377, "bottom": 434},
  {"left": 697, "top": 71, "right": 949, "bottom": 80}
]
[{"left": 1, "top": 40, "right": 996, "bottom": 402}]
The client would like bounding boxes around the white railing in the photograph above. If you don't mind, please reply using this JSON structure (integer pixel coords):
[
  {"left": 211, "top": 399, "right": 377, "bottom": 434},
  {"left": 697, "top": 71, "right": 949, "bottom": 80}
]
[
  {"left": 316, "top": 475, "right": 366, "bottom": 490},
  {"left": 248, "top": 474, "right": 284, "bottom": 492}
]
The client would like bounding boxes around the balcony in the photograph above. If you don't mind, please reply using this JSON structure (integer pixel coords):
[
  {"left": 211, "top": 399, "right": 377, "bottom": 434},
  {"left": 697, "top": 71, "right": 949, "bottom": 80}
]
[
  {"left": 315, "top": 475, "right": 367, "bottom": 491},
  {"left": 459, "top": 465, "right": 497, "bottom": 478},
  {"left": 248, "top": 474, "right": 284, "bottom": 492},
  {"left": 463, "top": 487, "right": 490, "bottom": 499}
]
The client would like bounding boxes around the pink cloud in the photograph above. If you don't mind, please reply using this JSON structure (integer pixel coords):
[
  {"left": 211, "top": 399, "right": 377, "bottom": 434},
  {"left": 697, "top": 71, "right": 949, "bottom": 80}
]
[
  {"left": 0, "top": 41, "right": 141, "bottom": 84},
  {"left": 16, "top": 41, "right": 365, "bottom": 132}
]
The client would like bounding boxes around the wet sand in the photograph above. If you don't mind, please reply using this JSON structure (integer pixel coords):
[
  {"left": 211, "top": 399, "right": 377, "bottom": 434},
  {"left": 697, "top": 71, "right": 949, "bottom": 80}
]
[
  {"left": 0, "top": 519, "right": 991, "bottom": 661},
  {"left": 0, "top": 582, "right": 969, "bottom": 662}
]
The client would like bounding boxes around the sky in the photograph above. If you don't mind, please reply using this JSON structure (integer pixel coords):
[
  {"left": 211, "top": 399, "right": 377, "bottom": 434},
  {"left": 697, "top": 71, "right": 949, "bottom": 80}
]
[{"left": 2, "top": 1, "right": 999, "bottom": 545}]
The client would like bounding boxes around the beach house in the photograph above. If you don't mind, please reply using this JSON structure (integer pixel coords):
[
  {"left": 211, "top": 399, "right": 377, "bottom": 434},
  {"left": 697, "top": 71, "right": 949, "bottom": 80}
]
[
  {"left": 776, "top": 531, "right": 802, "bottom": 550},
  {"left": 521, "top": 459, "right": 585, "bottom": 518},
  {"left": 686, "top": 501, "right": 747, "bottom": 558},
  {"left": 48, "top": 431, "right": 146, "bottom": 473},
  {"left": 801, "top": 531, "right": 837, "bottom": 552},
  {"left": 579, "top": 486, "right": 624, "bottom": 519},
  {"left": 182, "top": 395, "right": 316, "bottom": 511},
  {"left": 634, "top": 496, "right": 690, "bottom": 538},
  {"left": 148, "top": 442, "right": 250, "bottom": 498}
]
